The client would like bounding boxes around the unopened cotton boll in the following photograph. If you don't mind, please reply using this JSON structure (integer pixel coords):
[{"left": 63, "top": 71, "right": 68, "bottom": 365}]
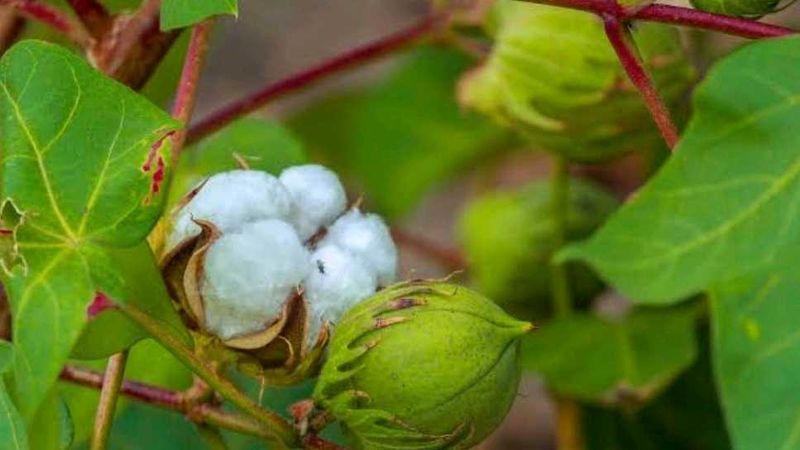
[
  {"left": 279, "top": 164, "right": 347, "bottom": 240},
  {"left": 201, "top": 219, "right": 311, "bottom": 339},
  {"left": 304, "top": 244, "right": 378, "bottom": 345},
  {"left": 167, "top": 170, "right": 293, "bottom": 250},
  {"left": 322, "top": 209, "right": 398, "bottom": 285}
]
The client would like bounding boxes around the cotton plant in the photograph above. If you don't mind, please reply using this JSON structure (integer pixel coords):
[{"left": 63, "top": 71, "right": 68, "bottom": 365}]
[{"left": 161, "top": 165, "right": 398, "bottom": 382}]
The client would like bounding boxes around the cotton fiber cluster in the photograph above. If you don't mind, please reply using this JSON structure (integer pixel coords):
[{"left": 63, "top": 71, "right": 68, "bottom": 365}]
[{"left": 166, "top": 165, "right": 398, "bottom": 341}]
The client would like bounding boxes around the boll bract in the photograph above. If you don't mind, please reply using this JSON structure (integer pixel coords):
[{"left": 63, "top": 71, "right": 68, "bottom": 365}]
[
  {"left": 458, "top": 178, "right": 619, "bottom": 320},
  {"left": 458, "top": 0, "right": 695, "bottom": 162},
  {"left": 161, "top": 165, "right": 397, "bottom": 383},
  {"left": 313, "top": 281, "right": 532, "bottom": 450}
]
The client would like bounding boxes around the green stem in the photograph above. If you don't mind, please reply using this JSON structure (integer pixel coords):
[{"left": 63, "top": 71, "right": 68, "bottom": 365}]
[
  {"left": 119, "top": 303, "right": 299, "bottom": 448},
  {"left": 90, "top": 351, "right": 129, "bottom": 450},
  {"left": 197, "top": 425, "right": 230, "bottom": 450},
  {"left": 550, "top": 156, "right": 573, "bottom": 317}
]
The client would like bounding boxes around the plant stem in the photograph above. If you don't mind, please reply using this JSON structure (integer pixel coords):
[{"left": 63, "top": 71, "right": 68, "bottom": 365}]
[
  {"left": 90, "top": 351, "right": 129, "bottom": 450},
  {"left": 390, "top": 227, "right": 466, "bottom": 270},
  {"left": 0, "top": 0, "right": 91, "bottom": 46},
  {"left": 89, "top": 0, "right": 179, "bottom": 90},
  {"left": 519, "top": 0, "right": 793, "bottom": 39},
  {"left": 555, "top": 398, "right": 585, "bottom": 450},
  {"left": 119, "top": 303, "right": 299, "bottom": 448},
  {"left": 170, "top": 18, "right": 214, "bottom": 162},
  {"left": 185, "top": 13, "right": 447, "bottom": 144},
  {"left": 197, "top": 425, "right": 230, "bottom": 450},
  {"left": 548, "top": 157, "right": 584, "bottom": 449},
  {"left": 602, "top": 14, "right": 679, "bottom": 150},
  {"left": 66, "top": 0, "right": 110, "bottom": 38},
  {"left": 60, "top": 365, "right": 274, "bottom": 439},
  {"left": 550, "top": 156, "right": 573, "bottom": 317}
]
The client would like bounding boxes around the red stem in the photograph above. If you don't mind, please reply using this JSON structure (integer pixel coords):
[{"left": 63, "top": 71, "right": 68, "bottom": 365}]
[
  {"left": 185, "top": 14, "right": 446, "bottom": 145},
  {"left": 391, "top": 228, "right": 467, "bottom": 270},
  {"left": 170, "top": 19, "right": 213, "bottom": 161},
  {"left": 602, "top": 13, "right": 679, "bottom": 149},
  {"left": 62, "top": 365, "right": 185, "bottom": 409},
  {"left": 524, "top": 0, "right": 794, "bottom": 39},
  {"left": 67, "top": 0, "right": 110, "bottom": 38},
  {"left": 1, "top": 0, "right": 90, "bottom": 46}
]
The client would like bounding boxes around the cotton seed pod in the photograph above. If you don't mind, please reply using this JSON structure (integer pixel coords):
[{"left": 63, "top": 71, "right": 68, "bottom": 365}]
[
  {"left": 313, "top": 280, "right": 532, "bottom": 449},
  {"left": 690, "top": 0, "right": 780, "bottom": 17},
  {"left": 458, "top": 1, "right": 695, "bottom": 162},
  {"left": 458, "top": 178, "right": 619, "bottom": 320},
  {"left": 161, "top": 167, "right": 398, "bottom": 385}
]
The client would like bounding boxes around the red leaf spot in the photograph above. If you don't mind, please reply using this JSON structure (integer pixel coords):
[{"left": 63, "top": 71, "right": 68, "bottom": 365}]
[{"left": 87, "top": 292, "right": 115, "bottom": 318}]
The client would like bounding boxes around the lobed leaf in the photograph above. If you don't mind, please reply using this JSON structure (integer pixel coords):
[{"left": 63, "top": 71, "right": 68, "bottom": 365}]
[
  {"left": 161, "top": 0, "right": 237, "bottom": 30},
  {"left": 0, "top": 40, "right": 180, "bottom": 423},
  {"left": 711, "top": 268, "right": 800, "bottom": 450},
  {"left": 522, "top": 307, "right": 698, "bottom": 403},
  {"left": 560, "top": 36, "right": 800, "bottom": 303}
]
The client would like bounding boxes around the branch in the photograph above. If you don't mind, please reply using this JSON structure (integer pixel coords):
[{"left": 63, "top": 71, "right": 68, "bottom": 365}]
[
  {"left": 0, "top": 0, "right": 91, "bottom": 46},
  {"left": 185, "top": 13, "right": 447, "bottom": 145},
  {"left": 390, "top": 228, "right": 466, "bottom": 270},
  {"left": 519, "top": 0, "right": 794, "bottom": 39},
  {"left": 60, "top": 365, "right": 272, "bottom": 439},
  {"left": 170, "top": 18, "right": 213, "bottom": 162},
  {"left": 118, "top": 302, "right": 300, "bottom": 447},
  {"left": 90, "top": 351, "right": 129, "bottom": 450},
  {"left": 67, "top": 0, "right": 110, "bottom": 38},
  {"left": 89, "top": 0, "right": 180, "bottom": 89},
  {"left": 0, "top": 6, "right": 25, "bottom": 54},
  {"left": 602, "top": 14, "right": 679, "bottom": 149}
]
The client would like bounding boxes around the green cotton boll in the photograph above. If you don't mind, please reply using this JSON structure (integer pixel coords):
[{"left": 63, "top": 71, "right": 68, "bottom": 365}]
[
  {"left": 459, "top": 1, "right": 695, "bottom": 162},
  {"left": 313, "top": 281, "right": 532, "bottom": 449},
  {"left": 458, "top": 178, "right": 619, "bottom": 319},
  {"left": 689, "top": 0, "right": 780, "bottom": 17}
]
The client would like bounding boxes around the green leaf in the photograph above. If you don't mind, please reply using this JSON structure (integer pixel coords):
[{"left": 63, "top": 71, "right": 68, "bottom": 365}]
[
  {"left": 28, "top": 394, "right": 72, "bottom": 450},
  {"left": 711, "top": 268, "right": 800, "bottom": 450},
  {"left": 0, "top": 365, "right": 27, "bottom": 450},
  {"left": 583, "top": 341, "right": 730, "bottom": 450},
  {"left": 171, "top": 117, "right": 306, "bottom": 205},
  {"left": 0, "top": 340, "right": 11, "bottom": 374},
  {"left": 63, "top": 339, "right": 193, "bottom": 447},
  {"left": 522, "top": 307, "right": 697, "bottom": 402},
  {"left": 0, "top": 40, "right": 179, "bottom": 422},
  {"left": 71, "top": 243, "right": 190, "bottom": 359},
  {"left": 560, "top": 36, "right": 800, "bottom": 304},
  {"left": 161, "top": 0, "right": 237, "bottom": 30},
  {"left": 289, "top": 46, "right": 514, "bottom": 219}
]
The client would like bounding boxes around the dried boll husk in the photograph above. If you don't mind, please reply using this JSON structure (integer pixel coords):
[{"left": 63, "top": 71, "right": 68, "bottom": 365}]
[
  {"left": 161, "top": 218, "right": 330, "bottom": 385},
  {"left": 313, "top": 280, "right": 533, "bottom": 449}
]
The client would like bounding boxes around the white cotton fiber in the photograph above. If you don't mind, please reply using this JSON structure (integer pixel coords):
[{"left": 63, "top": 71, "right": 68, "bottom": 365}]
[
  {"left": 304, "top": 244, "right": 378, "bottom": 345},
  {"left": 201, "top": 219, "right": 311, "bottom": 339},
  {"left": 279, "top": 164, "right": 347, "bottom": 241},
  {"left": 167, "top": 170, "right": 293, "bottom": 251},
  {"left": 322, "top": 209, "right": 398, "bottom": 286}
]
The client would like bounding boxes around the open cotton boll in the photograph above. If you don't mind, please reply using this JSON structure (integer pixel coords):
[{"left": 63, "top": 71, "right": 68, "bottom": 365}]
[
  {"left": 201, "top": 219, "right": 311, "bottom": 339},
  {"left": 304, "top": 244, "right": 378, "bottom": 346},
  {"left": 322, "top": 209, "right": 398, "bottom": 285},
  {"left": 167, "top": 170, "right": 293, "bottom": 251},
  {"left": 279, "top": 164, "right": 347, "bottom": 240}
]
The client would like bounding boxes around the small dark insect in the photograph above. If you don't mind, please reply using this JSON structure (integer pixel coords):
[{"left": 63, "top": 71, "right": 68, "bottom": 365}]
[{"left": 316, "top": 259, "right": 326, "bottom": 274}]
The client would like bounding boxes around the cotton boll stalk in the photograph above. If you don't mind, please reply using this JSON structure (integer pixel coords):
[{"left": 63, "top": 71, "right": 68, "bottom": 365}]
[
  {"left": 201, "top": 219, "right": 311, "bottom": 339},
  {"left": 279, "top": 164, "right": 347, "bottom": 240},
  {"left": 167, "top": 170, "right": 293, "bottom": 251},
  {"left": 322, "top": 209, "right": 398, "bottom": 285},
  {"left": 304, "top": 244, "right": 378, "bottom": 345}
]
